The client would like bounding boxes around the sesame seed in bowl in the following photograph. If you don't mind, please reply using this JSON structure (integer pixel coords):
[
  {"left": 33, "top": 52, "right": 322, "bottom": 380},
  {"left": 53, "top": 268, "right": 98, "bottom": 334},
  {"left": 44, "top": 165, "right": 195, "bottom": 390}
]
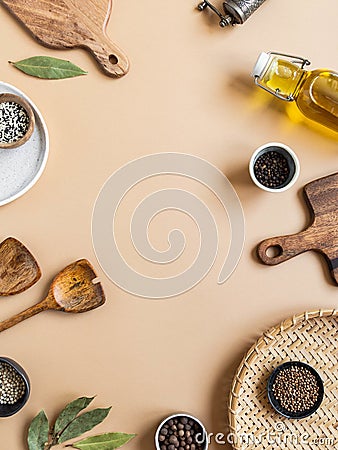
[{"left": 0, "top": 93, "right": 35, "bottom": 149}]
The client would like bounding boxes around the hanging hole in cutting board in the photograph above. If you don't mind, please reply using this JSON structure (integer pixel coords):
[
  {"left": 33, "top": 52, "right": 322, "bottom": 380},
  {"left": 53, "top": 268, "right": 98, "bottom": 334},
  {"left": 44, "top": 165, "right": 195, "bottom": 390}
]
[
  {"left": 109, "top": 54, "right": 119, "bottom": 65},
  {"left": 266, "top": 245, "right": 283, "bottom": 259}
]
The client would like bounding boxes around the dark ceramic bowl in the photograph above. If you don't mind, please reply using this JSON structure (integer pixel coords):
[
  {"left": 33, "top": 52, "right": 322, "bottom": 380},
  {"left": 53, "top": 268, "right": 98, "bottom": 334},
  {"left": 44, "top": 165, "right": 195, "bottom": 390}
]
[
  {"left": 0, "top": 357, "right": 30, "bottom": 417},
  {"left": 155, "top": 413, "right": 208, "bottom": 450},
  {"left": 267, "top": 361, "right": 324, "bottom": 419}
]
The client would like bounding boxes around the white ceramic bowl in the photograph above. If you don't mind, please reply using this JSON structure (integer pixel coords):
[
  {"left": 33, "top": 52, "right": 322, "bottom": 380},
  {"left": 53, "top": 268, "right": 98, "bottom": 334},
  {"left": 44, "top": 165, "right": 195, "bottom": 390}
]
[
  {"left": 155, "top": 412, "right": 208, "bottom": 450},
  {"left": 249, "top": 142, "right": 300, "bottom": 193},
  {"left": 0, "top": 82, "right": 49, "bottom": 206}
]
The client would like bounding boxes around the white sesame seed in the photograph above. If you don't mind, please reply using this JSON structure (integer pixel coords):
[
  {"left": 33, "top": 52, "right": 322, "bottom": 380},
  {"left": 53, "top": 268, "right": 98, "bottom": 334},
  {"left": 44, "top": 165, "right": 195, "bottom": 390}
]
[{"left": 0, "top": 101, "right": 29, "bottom": 144}]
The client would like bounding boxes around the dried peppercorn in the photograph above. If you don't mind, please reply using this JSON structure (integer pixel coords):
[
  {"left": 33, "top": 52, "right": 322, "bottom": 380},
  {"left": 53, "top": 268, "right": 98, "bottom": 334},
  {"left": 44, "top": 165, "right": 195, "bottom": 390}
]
[
  {"left": 253, "top": 150, "right": 291, "bottom": 189},
  {"left": 157, "top": 415, "right": 206, "bottom": 450},
  {"left": 272, "top": 365, "right": 320, "bottom": 413},
  {"left": 268, "top": 362, "right": 324, "bottom": 419},
  {"left": 0, "top": 361, "right": 26, "bottom": 405}
]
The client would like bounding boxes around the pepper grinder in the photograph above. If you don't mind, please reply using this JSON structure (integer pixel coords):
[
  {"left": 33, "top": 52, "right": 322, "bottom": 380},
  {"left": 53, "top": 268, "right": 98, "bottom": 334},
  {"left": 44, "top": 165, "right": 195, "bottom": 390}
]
[{"left": 198, "top": 0, "right": 268, "bottom": 27}]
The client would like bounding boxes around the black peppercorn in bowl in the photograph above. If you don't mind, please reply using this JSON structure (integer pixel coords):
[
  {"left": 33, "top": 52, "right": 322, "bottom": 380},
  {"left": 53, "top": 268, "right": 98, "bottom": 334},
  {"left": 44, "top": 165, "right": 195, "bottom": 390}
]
[
  {"left": 0, "top": 356, "right": 30, "bottom": 417},
  {"left": 249, "top": 142, "right": 300, "bottom": 192},
  {"left": 267, "top": 361, "right": 324, "bottom": 419},
  {"left": 155, "top": 412, "right": 208, "bottom": 450},
  {"left": 0, "top": 93, "right": 35, "bottom": 149}
]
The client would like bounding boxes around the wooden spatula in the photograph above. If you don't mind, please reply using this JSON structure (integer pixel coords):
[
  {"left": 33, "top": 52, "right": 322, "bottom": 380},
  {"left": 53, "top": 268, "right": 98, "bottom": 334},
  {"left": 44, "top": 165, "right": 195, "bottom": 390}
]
[
  {"left": 0, "top": 237, "right": 41, "bottom": 296},
  {"left": 0, "top": 259, "right": 105, "bottom": 333},
  {"left": 0, "top": 0, "right": 129, "bottom": 77},
  {"left": 257, "top": 172, "right": 338, "bottom": 285}
]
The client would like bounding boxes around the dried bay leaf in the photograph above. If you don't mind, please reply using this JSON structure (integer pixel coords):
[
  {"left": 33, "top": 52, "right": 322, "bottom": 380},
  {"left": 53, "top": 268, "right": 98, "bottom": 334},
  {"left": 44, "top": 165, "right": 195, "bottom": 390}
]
[
  {"left": 9, "top": 56, "right": 87, "bottom": 79},
  {"left": 58, "top": 407, "right": 112, "bottom": 443},
  {"left": 26, "top": 397, "right": 134, "bottom": 450},
  {"left": 70, "top": 432, "right": 136, "bottom": 449},
  {"left": 27, "top": 410, "right": 49, "bottom": 450},
  {"left": 54, "top": 396, "right": 95, "bottom": 436}
]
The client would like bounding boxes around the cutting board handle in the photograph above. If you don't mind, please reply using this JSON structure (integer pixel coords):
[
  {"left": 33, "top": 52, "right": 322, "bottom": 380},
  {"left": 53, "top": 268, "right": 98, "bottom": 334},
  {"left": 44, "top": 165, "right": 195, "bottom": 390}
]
[
  {"left": 328, "top": 260, "right": 338, "bottom": 285},
  {"left": 257, "top": 230, "right": 313, "bottom": 265},
  {"left": 85, "top": 35, "right": 129, "bottom": 78}
]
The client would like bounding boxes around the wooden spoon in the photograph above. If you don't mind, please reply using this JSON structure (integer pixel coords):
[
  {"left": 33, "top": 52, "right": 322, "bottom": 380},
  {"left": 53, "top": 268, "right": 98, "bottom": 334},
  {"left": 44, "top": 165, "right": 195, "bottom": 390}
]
[
  {"left": 0, "top": 259, "right": 105, "bottom": 333},
  {"left": 0, "top": 237, "right": 41, "bottom": 296}
]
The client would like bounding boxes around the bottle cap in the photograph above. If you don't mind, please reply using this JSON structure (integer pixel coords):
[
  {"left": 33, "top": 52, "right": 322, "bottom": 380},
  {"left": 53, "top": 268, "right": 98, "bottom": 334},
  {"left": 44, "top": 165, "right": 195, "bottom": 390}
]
[{"left": 251, "top": 52, "right": 271, "bottom": 78}]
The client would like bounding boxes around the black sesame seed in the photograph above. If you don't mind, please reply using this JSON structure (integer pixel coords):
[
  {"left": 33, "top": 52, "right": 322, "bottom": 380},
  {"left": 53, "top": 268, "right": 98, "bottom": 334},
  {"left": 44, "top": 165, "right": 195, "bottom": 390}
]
[{"left": 0, "top": 101, "right": 30, "bottom": 144}]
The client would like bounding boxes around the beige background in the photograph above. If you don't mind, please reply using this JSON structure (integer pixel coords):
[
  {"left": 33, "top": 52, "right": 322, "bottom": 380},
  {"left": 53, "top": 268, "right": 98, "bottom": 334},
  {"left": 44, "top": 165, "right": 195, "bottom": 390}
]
[{"left": 0, "top": 0, "right": 337, "bottom": 449}]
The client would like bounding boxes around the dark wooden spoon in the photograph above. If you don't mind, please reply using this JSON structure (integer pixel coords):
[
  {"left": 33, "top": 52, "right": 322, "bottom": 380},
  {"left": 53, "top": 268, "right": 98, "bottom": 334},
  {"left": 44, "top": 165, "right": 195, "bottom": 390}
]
[
  {"left": 0, "top": 259, "right": 105, "bottom": 333},
  {"left": 0, "top": 237, "right": 41, "bottom": 296}
]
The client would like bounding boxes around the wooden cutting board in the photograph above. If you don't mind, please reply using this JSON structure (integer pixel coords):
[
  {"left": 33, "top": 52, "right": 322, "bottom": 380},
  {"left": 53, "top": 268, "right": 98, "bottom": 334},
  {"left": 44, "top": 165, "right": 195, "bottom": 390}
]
[
  {"left": 257, "top": 172, "right": 338, "bottom": 285},
  {"left": 0, "top": 0, "right": 129, "bottom": 77}
]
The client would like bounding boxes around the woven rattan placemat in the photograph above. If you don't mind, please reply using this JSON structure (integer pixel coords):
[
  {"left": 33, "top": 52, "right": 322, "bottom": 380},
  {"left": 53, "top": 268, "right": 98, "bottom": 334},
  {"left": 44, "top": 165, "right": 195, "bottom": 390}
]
[{"left": 228, "top": 309, "right": 337, "bottom": 450}]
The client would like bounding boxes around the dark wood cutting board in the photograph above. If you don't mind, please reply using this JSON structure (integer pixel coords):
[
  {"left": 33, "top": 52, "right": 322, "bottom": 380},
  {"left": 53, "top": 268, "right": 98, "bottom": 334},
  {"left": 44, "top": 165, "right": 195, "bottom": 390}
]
[
  {"left": 0, "top": 0, "right": 129, "bottom": 77},
  {"left": 257, "top": 172, "right": 338, "bottom": 285}
]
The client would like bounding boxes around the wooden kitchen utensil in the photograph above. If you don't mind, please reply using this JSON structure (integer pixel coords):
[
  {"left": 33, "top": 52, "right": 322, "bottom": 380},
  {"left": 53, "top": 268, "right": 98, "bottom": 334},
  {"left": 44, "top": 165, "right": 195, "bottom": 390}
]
[
  {"left": 0, "top": 237, "right": 41, "bottom": 296},
  {"left": 257, "top": 172, "right": 338, "bottom": 285},
  {"left": 0, "top": 0, "right": 129, "bottom": 78},
  {"left": 0, "top": 259, "right": 105, "bottom": 333}
]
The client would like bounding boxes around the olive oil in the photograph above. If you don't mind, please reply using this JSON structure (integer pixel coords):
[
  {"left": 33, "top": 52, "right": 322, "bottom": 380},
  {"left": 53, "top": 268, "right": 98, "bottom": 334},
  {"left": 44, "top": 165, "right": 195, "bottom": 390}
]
[{"left": 252, "top": 52, "right": 338, "bottom": 133}]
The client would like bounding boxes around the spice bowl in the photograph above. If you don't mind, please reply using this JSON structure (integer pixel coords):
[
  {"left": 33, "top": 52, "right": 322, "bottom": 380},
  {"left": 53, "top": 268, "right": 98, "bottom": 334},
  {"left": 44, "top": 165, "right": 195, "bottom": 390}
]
[
  {"left": 0, "top": 357, "right": 30, "bottom": 417},
  {"left": 267, "top": 361, "right": 324, "bottom": 419},
  {"left": 155, "top": 412, "right": 208, "bottom": 450},
  {"left": 249, "top": 142, "right": 300, "bottom": 192},
  {"left": 0, "top": 93, "right": 35, "bottom": 149}
]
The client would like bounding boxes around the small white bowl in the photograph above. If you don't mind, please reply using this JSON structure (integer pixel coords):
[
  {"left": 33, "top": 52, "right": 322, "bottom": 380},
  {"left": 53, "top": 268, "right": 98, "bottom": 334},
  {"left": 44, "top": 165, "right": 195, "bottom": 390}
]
[
  {"left": 249, "top": 142, "right": 300, "bottom": 193},
  {"left": 155, "top": 412, "right": 208, "bottom": 450}
]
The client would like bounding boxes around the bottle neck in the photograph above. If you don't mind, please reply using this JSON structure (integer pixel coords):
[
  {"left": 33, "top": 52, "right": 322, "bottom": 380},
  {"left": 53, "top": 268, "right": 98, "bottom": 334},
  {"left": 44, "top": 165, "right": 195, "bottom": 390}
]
[{"left": 260, "top": 56, "right": 307, "bottom": 101}]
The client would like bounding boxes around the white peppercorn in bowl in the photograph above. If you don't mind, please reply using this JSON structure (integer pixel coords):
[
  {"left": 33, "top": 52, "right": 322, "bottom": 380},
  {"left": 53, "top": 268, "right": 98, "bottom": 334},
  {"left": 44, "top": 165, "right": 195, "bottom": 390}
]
[
  {"left": 0, "top": 93, "right": 35, "bottom": 149},
  {"left": 155, "top": 412, "right": 208, "bottom": 450},
  {"left": 249, "top": 142, "right": 300, "bottom": 193},
  {"left": 0, "top": 356, "right": 30, "bottom": 417}
]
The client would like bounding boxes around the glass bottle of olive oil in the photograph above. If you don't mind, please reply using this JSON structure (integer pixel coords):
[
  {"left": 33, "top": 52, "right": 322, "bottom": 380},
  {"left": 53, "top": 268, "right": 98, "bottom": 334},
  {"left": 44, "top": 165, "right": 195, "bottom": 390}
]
[{"left": 252, "top": 52, "right": 338, "bottom": 133}]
